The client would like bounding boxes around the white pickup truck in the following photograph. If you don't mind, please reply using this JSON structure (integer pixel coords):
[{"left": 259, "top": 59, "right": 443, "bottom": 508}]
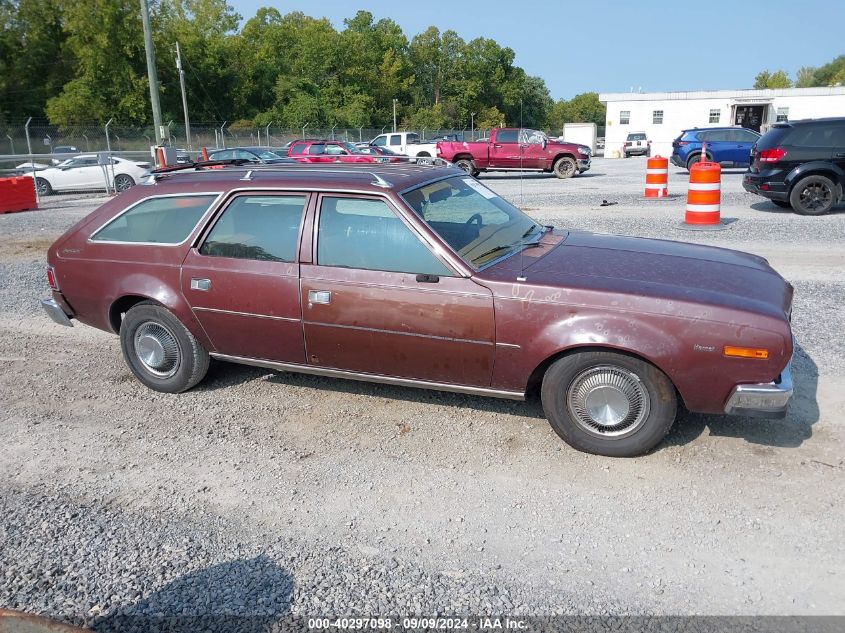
[{"left": 368, "top": 132, "right": 439, "bottom": 163}]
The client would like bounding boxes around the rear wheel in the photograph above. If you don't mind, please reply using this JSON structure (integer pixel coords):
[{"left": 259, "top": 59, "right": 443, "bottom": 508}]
[
  {"left": 686, "top": 153, "right": 705, "bottom": 170},
  {"left": 789, "top": 175, "right": 836, "bottom": 216},
  {"left": 455, "top": 158, "right": 479, "bottom": 177},
  {"left": 553, "top": 156, "right": 577, "bottom": 179},
  {"left": 119, "top": 301, "right": 209, "bottom": 393},
  {"left": 35, "top": 177, "right": 53, "bottom": 196},
  {"left": 541, "top": 351, "right": 677, "bottom": 457}
]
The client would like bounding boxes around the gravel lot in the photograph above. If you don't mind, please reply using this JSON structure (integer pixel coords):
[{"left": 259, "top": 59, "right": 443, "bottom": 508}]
[{"left": 1, "top": 159, "right": 843, "bottom": 628}]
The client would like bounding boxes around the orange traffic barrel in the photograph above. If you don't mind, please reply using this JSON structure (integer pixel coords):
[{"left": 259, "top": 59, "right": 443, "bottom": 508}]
[
  {"left": 682, "top": 161, "right": 727, "bottom": 230},
  {"left": 644, "top": 156, "right": 668, "bottom": 198},
  {"left": 201, "top": 147, "right": 210, "bottom": 161}
]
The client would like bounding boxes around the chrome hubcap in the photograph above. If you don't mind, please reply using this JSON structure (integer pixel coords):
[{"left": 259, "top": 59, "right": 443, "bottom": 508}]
[
  {"left": 800, "top": 182, "right": 831, "bottom": 211},
  {"left": 567, "top": 365, "right": 649, "bottom": 438},
  {"left": 134, "top": 321, "right": 179, "bottom": 378}
]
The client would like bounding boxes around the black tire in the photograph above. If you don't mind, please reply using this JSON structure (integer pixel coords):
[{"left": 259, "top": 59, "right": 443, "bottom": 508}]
[
  {"left": 114, "top": 174, "right": 135, "bottom": 192},
  {"left": 772, "top": 200, "right": 792, "bottom": 209},
  {"left": 35, "top": 177, "right": 53, "bottom": 196},
  {"left": 455, "top": 158, "right": 477, "bottom": 176},
  {"left": 686, "top": 153, "right": 705, "bottom": 171},
  {"left": 624, "top": 152, "right": 630, "bottom": 158},
  {"left": 541, "top": 351, "right": 677, "bottom": 457},
  {"left": 553, "top": 156, "right": 577, "bottom": 179},
  {"left": 789, "top": 174, "right": 837, "bottom": 216},
  {"left": 119, "top": 301, "right": 210, "bottom": 393}
]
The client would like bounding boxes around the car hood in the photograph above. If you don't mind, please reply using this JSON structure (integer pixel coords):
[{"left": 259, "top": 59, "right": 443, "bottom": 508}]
[{"left": 489, "top": 231, "right": 793, "bottom": 318}]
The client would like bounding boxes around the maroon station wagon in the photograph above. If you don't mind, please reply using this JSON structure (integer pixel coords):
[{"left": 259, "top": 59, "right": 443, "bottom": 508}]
[{"left": 41, "top": 162, "right": 795, "bottom": 456}]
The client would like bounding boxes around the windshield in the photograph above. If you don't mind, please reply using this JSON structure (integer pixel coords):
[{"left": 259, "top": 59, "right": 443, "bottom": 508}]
[{"left": 402, "top": 176, "right": 540, "bottom": 270}]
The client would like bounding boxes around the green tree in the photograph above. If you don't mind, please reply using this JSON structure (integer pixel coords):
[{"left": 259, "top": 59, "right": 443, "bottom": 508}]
[
  {"left": 753, "top": 69, "right": 793, "bottom": 89},
  {"left": 549, "top": 92, "right": 606, "bottom": 133},
  {"left": 810, "top": 55, "right": 845, "bottom": 86},
  {"left": 795, "top": 66, "right": 817, "bottom": 88}
]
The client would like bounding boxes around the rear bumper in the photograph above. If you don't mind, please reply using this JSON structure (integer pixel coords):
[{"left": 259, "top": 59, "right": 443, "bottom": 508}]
[
  {"left": 41, "top": 298, "right": 74, "bottom": 327},
  {"left": 723, "top": 357, "right": 793, "bottom": 419},
  {"left": 670, "top": 153, "right": 685, "bottom": 168},
  {"left": 742, "top": 173, "right": 789, "bottom": 201}
]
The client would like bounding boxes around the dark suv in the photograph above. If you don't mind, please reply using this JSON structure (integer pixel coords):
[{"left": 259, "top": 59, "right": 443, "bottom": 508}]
[{"left": 743, "top": 118, "right": 845, "bottom": 215}]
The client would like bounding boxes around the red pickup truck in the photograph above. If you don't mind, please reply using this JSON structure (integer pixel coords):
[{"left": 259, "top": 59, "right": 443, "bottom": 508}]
[{"left": 436, "top": 128, "right": 591, "bottom": 179}]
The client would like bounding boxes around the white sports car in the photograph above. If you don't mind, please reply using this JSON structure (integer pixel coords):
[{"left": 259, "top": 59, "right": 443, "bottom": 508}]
[{"left": 32, "top": 155, "right": 151, "bottom": 195}]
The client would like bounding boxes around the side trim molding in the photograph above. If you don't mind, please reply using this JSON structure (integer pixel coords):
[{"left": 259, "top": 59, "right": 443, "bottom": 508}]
[{"left": 210, "top": 353, "right": 525, "bottom": 401}]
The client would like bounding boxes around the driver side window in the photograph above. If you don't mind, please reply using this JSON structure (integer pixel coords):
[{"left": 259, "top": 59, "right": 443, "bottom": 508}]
[{"left": 317, "top": 197, "right": 451, "bottom": 276}]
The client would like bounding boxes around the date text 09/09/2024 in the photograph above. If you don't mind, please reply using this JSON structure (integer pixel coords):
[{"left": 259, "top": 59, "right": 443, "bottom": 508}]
[{"left": 307, "top": 617, "right": 528, "bottom": 630}]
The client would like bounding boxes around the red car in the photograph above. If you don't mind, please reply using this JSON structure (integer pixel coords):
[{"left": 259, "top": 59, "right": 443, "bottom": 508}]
[
  {"left": 287, "top": 139, "right": 382, "bottom": 163},
  {"left": 436, "top": 128, "right": 591, "bottom": 178},
  {"left": 41, "top": 162, "right": 794, "bottom": 456}
]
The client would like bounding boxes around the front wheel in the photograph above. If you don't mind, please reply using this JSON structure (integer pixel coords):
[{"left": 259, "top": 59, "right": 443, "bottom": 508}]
[
  {"left": 541, "top": 351, "right": 677, "bottom": 457},
  {"left": 119, "top": 301, "right": 210, "bottom": 393},
  {"left": 789, "top": 175, "right": 836, "bottom": 215},
  {"left": 114, "top": 174, "right": 135, "bottom": 192},
  {"left": 35, "top": 177, "right": 53, "bottom": 196},
  {"left": 553, "top": 156, "right": 577, "bottom": 179}
]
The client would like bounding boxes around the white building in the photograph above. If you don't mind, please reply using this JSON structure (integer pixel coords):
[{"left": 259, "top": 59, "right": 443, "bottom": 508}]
[{"left": 599, "top": 86, "right": 845, "bottom": 158}]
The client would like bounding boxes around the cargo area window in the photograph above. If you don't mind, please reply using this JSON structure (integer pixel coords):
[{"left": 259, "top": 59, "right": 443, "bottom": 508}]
[
  {"left": 91, "top": 195, "right": 218, "bottom": 244},
  {"left": 619, "top": 111, "right": 630, "bottom": 125},
  {"left": 199, "top": 195, "right": 306, "bottom": 262},
  {"left": 317, "top": 197, "right": 451, "bottom": 276}
]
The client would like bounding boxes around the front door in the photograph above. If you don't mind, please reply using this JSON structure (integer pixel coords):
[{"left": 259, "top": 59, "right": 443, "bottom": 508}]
[
  {"left": 180, "top": 192, "right": 309, "bottom": 363},
  {"left": 301, "top": 194, "right": 495, "bottom": 386}
]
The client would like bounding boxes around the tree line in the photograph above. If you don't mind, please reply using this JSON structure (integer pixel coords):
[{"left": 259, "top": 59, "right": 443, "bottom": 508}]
[
  {"left": 0, "top": 0, "right": 607, "bottom": 133},
  {"left": 754, "top": 56, "right": 845, "bottom": 89}
]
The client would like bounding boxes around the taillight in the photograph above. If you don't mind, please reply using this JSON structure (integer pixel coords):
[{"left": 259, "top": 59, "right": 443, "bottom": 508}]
[
  {"left": 676, "top": 140, "right": 689, "bottom": 146},
  {"left": 46, "top": 266, "right": 59, "bottom": 291},
  {"left": 758, "top": 147, "right": 787, "bottom": 163}
]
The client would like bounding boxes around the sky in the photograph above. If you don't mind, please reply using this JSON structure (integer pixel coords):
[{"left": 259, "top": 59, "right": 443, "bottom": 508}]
[{"left": 228, "top": 0, "right": 845, "bottom": 100}]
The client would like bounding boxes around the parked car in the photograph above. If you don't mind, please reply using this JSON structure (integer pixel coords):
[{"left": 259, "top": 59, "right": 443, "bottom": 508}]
[
  {"left": 41, "top": 161, "right": 794, "bottom": 457},
  {"left": 207, "top": 147, "right": 291, "bottom": 164},
  {"left": 287, "top": 139, "right": 382, "bottom": 163},
  {"left": 367, "top": 132, "right": 439, "bottom": 162},
  {"left": 33, "top": 155, "right": 151, "bottom": 195},
  {"left": 436, "top": 128, "right": 591, "bottom": 178},
  {"left": 623, "top": 132, "right": 650, "bottom": 157},
  {"left": 743, "top": 117, "right": 845, "bottom": 215},
  {"left": 353, "top": 144, "right": 405, "bottom": 162},
  {"left": 672, "top": 127, "right": 760, "bottom": 170}
]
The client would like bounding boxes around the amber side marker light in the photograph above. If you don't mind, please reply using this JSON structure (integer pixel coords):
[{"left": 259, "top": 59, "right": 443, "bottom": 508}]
[{"left": 724, "top": 346, "right": 769, "bottom": 360}]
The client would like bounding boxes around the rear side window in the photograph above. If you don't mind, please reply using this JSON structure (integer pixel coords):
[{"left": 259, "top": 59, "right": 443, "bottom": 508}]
[
  {"left": 390, "top": 135, "right": 401, "bottom": 145},
  {"left": 290, "top": 143, "right": 306, "bottom": 155},
  {"left": 308, "top": 144, "right": 326, "bottom": 155},
  {"left": 92, "top": 195, "right": 217, "bottom": 244},
  {"left": 496, "top": 129, "right": 519, "bottom": 143},
  {"left": 200, "top": 195, "right": 306, "bottom": 262},
  {"left": 784, "top": 124, "right": 842, "bottom": 148}
]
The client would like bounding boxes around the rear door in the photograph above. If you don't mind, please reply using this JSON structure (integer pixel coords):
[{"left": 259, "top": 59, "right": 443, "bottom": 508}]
[
  {"left": 300, "top": 194, "right": 495, "bottom": 386},
  {"left": 489, "top": 129, "right": 520, "bottom": 167},
  {"left": 733, "top": 129, "right": 760, "bottom": 166},
  {"left": 829, "top": 122, "right": 845, "bottom": 176},
  {"left": 180, "top": 192, "right": 309, "bottom": 363}
]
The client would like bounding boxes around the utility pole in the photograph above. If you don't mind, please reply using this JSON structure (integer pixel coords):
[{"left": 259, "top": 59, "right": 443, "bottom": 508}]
[
  {"left": 392, "top": 99, "right": 398, "bottom": 133},
  {"left": 175, "top": 41, "right": 191, "bottom": 149},
  {"left": 140, "top": 0, "right": 164, "bottom": 145},
  {"left": 471, "top": 112, "right": 475, "bottom": 140}
]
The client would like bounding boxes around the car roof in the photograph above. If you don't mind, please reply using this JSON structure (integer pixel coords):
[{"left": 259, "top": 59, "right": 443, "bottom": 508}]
[
  {"left": 774, "top": 116, "right": 845, "bottom": 126},
  {"left": 146, "top": 162, "right": 459, "bottom": 194}
]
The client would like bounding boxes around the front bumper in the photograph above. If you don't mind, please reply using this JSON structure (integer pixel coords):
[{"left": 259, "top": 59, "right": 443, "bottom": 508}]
[
  {"left": 723, "top": 357, "right": 793, "bottom": 418},
  {"left": 41, "top": 298, "right": 74, "bottom": 327},
  {"left": 577, "top": 158, "right": 591, "bottom": 172}
]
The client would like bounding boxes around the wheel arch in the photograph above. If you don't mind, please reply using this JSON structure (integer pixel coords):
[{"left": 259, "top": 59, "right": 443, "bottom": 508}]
[
  {"left": 785, "top": 163, "right": 845, "bottom": 199},
  {"left": 108, "top": 294, "right": 162, "bottom": 333},
  {"left": 552, "top": 152, "right": 576, "bottom": 164}
]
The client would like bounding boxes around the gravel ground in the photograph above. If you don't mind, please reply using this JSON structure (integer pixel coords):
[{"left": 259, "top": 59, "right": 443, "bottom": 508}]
[{"left": 1, "top": 160, "right": 844, "bottom": 626}]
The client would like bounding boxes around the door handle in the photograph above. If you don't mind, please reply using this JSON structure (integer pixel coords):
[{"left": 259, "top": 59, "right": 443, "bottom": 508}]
[
  {"left": 190, "top": 278, "right": 211, "bottom": 291},
  {"left": 415, "top": 274, "right": 440, "bottom": 283},
  {"left": 307, "top": 290, "right": 332, "bottom": 305},
  {"left": 493, "top": 144, "right": 503, "bottom": 148}
]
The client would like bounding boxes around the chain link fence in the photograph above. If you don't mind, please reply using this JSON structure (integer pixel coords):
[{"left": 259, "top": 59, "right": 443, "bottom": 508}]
[{"left": 0, "top": 122, "right": 494, "bottom": 157}]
